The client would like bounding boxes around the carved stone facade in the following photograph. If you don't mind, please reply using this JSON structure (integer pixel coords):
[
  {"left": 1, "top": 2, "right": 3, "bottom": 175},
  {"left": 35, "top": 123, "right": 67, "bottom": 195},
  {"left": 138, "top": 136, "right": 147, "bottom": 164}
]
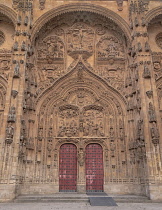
[{"left": 0, "top": 0, "right": 162, "bottom": 202}]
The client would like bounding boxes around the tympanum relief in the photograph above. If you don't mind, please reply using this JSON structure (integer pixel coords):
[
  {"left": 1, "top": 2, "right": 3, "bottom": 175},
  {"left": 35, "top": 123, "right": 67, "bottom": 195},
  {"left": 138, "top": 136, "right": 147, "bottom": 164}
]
[{"left": 35, "top": 12, "right": 126, "bottom": 98}]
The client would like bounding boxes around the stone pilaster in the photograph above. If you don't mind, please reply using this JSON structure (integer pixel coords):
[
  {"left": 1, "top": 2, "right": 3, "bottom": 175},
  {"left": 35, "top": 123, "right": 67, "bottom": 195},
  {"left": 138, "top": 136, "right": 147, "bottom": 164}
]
[
  {"left": 129, "top": 0, "right": 162, "bottom": 200},
  {"left": 0, "top": 0, "right": 33, "bottom": 202}
]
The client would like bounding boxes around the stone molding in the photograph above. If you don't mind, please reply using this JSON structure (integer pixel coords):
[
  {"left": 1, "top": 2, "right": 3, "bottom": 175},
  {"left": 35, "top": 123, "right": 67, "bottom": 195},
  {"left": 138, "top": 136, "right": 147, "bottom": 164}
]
[
  {"left": 145, "top": 6, "right": 162, "bottom": 25},
  {"left": 0, "top": 4, "right": 17, "bottom": 27}
]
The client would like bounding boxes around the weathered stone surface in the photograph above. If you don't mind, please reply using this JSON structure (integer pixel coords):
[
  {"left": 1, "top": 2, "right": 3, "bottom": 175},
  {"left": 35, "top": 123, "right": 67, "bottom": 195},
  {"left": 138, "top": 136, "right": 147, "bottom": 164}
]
[{"left": 0, "top": 0, "right": 162, "bottom": 202}]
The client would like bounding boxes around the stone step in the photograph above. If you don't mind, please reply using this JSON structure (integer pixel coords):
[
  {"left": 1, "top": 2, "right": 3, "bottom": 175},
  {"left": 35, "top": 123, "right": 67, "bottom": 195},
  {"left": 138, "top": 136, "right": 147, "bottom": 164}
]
[
  {"left": 111, "top": 195, "right": 151, "bottom": 203},
  {"left": 14, "top": 193, "right": 152, "bottom": 204},
  {"left": 14, "top": 194, "right": 89, "bottom": 203}
]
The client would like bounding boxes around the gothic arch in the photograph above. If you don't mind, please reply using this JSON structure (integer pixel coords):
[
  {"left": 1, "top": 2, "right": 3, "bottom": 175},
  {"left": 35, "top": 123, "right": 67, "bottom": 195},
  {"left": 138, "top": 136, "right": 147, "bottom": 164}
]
[
  {"left": 35, "top": 60, "right": 127, "bottom": 159},
  {"left": 36, "top": 59, "right": 127, "bottom": 111},
  {"left": 0, "top": 4, "right": 17, "bottom": 27},
  {"left": 145, "top": 6, "right": 162, "bottom": 25},
  {"left": 31, "top": 3, "right": 131, "bottom": 45}
]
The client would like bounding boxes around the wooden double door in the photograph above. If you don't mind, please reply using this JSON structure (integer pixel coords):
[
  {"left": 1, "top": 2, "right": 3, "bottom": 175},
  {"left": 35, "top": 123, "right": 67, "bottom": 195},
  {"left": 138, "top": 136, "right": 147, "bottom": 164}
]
[{"left": 59, "top": 143, "right": 104, "bottom": 192}]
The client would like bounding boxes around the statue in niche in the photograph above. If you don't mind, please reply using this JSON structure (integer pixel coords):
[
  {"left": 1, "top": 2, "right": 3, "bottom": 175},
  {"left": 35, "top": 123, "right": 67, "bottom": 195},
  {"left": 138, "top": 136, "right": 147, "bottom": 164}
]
[
  {"left": 143, "top": 65, "right": 151, "bottom": 78},
  {"left": 39, "top": 0, "right": 46, "bottom": 10},
  {"left": 13, "top": 62, "right": 20, "bottom": 78},
  {"left": 110, "top": 143, "right": 116, "bottom": 157},
  {"left": 38, "top": 127, "right": 43, "bottom": 138},
  {"left": 48, "top": 127, "right": 53, "bottom": 138},
  {"left": 25, "top": 93, "right": 33, "bottom": 110},
  {"left": 148, "top": 102, "right": 156, "bottom": 122},
  {"left": 13, "top": 41, "right": 18, "bottom": 51},
  {"left": 110, "top": 127, "right": 114, "bottom": 138},
  {"left": 150, "top": 122, "right": 159, "bottom": 140},
  {"left": 47, "top": 141, "right": 52, "bottom": 152},
  {"left": 78, "top": 148, "right": 85, "bottom": 166},
  {"left": 54, "top": 152, "right": 58, "bottom": 167},
  {"left": 119, "top": 128, "right": 124, "bottom": 140},
  {"left": 105, "top": 150, "right": 109, "bottom": 167},
  {"left": 137, "top": 119, "right": 144, "bottom": 141},
  {"left": 21, "top": 41, "right": 26, "bottom": 51},
  {"left": 6, "top": 123, "right": 14, "bottom": 143},
  {"left": 8, "top": 106, "right": 16, "bottom": 122}
]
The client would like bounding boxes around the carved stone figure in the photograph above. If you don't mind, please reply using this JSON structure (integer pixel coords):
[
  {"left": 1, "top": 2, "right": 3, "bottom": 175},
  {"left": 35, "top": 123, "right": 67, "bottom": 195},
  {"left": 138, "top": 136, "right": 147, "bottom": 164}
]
[
  {"left": 6, "top": 123, "right": 14, "bottom": 144},
  {"left": 78, "top": 148, "right": 85, "bottom": 166},
  {"left": 13, "top": 41, "right": 18, "bottom": 51},
  {"left": 110, "top": 143, "right": 116, "bottom": 157},
  {"left": 150, "top": 122, "right": 159, "bottom": 145},
  {"left": 21, "top": 41, "right": 26, "bottom": 51},
  {"left": 24, "top": 16, "right": 29, "bottom": 26},
  {"left": 8, "top": 106, "right": 16, "bottom": 122},
  {"left": 39, "top": 0, "right": 46, "bottom": 10},
  {"left": 146, "top": 90, "right": 153, "bottom": 99},
  {"left": 143, "top": 65, "right": 151, "bottom": 78},
  {"left": 67, "top": 22, "right": 94, "bottom": 59},
  {"left": 148, "top": 103, "right": 156, "bottom": 122},
  {"left": 13, "top": 62, "right": 20, "bottom": 78}
]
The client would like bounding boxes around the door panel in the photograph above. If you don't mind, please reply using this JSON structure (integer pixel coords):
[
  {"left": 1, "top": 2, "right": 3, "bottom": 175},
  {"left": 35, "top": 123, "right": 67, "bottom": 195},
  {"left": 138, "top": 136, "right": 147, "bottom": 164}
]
[
  {"left": 86, "top": 144, "right": 104, "bottom": 192},
  {"left": 59, "top": 144, "right": 77, "bottom": 192}
]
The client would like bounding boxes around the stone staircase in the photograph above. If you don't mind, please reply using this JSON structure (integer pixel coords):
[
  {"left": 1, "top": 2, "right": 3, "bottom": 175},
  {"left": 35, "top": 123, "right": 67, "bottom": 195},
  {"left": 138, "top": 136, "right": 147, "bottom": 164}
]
[
  {"left": 14, "top": 193, "right": 89, "bottom": 203},
  {"left": 14, "top": 193, "right": 151, "bottom": 203}
]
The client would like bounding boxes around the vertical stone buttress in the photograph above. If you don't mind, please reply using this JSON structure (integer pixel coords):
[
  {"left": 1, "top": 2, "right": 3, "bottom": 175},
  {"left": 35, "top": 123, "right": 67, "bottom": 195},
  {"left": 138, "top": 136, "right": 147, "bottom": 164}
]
[
  {"left": 129, "top": 0, "right": 162, "bottom": 199},
  {"left": 0, "top": 0, "right": 33, "bottom": 202}
]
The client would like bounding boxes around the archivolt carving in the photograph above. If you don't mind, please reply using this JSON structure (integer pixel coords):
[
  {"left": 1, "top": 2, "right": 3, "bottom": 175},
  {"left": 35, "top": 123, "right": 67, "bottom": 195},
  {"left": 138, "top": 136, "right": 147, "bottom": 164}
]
[
  {"left": 31, "top": 3, "right": 131, "bottom": 44},
  {"left": 145, "top": 6, "right": 162, "bottom": 26},
  {"left": 34, "top": 11, "right": 127, "bottom": 97},
  {"left": 0, "top": 4, "right": 17, "bottom": 27}
]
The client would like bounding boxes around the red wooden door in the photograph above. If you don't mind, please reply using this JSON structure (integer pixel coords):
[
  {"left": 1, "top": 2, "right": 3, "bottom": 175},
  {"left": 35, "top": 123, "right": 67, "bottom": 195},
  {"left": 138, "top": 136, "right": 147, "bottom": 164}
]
[
  {"left": 86, "top": 144, "right": 104, "bottom": 192},
  {"left": 59, "top": 144, "right": 77, "bottom": 192}
]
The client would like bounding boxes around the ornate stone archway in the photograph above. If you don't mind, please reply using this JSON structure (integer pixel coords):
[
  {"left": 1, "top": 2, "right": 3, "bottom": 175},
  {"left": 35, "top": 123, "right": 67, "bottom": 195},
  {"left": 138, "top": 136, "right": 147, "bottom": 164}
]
[{"left": 21, "top": 55, "right": 129, "bottom": 193}]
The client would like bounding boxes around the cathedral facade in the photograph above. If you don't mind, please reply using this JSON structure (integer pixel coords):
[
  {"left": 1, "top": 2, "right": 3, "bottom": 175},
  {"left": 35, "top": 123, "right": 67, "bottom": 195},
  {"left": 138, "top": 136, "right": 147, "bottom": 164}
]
[{"left": 0, "top": 0, "right": 162, "bottom": 202}]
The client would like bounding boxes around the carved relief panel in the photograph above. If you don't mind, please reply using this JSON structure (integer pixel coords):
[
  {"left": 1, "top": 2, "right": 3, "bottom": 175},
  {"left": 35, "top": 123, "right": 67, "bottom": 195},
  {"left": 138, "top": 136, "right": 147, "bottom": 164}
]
[
  {"left": 36, "top": 35, "right": 65, "bottom": 82},
  {"left": 66, "top": 22, "right": 94, "bottom": 59},
  {"left": 35, "top": 12, "right": 127, "bottom": 98},
  {"left": 0, "top": 50, "right": 12, "bottom": 81}
]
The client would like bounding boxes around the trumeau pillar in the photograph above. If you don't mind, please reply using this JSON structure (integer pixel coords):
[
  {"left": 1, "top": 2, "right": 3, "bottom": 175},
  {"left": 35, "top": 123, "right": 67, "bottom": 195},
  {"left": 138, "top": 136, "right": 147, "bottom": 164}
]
[
  {"left": 0, "top": 0, "right": 33, "bottom": 202},
  {"left": 129, "top": 0, "right": 162, "bottom": 200}
]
